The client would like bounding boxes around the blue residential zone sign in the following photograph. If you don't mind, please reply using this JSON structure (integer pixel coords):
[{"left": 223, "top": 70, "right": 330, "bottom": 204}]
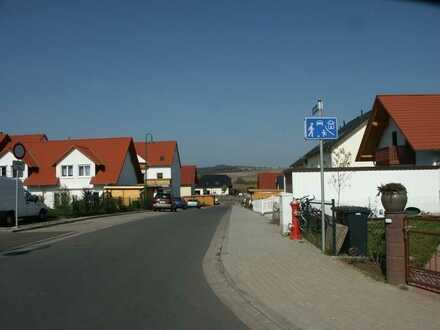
[{"left": 304, "top": 117, "right": 338, "bottom": 140}]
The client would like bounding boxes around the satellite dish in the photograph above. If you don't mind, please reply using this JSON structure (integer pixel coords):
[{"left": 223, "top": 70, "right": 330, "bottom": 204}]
[{"left": 13, "top": 143, "right": 26, "bottom": 160}]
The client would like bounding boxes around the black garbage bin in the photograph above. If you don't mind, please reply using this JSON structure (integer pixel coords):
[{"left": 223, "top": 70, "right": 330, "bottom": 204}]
[{"left": 334, "top": 206, "right": 370, "bottom": 256}]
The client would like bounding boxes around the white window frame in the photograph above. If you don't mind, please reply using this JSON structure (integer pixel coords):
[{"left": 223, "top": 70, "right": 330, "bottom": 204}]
[
  {"left": 61, "top": 165, "right": 74, "bottom": 177},
  {"left": 157, "top": 172, "right": 163, "bottom": 179},
  {"left": 0, "top": 166, "right": 6, "bottom": 177},
  {"left": 78, "top": 164, "right": 91, "bottom": 177}
]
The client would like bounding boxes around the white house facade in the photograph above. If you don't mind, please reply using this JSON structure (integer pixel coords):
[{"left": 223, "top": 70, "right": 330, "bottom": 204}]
[
  {"left": 0, "top": 136, "right": 142, "bottom": 208},
  {"left": 135, "top": 141, "right": 181, "bottom": 197}
]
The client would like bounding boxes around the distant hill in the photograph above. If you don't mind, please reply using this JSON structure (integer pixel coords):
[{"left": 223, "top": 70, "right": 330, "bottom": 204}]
[
  {"left": 198, "top": 164, "right": 275, "bottom": 176},
  {"left": 197, "top": 165, "right": 283, "bottom": 193}
]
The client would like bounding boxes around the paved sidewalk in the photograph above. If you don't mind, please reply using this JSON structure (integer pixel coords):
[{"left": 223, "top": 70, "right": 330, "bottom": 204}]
[{"left": 222, "top": 206, "right": 440, "bottom": 330}]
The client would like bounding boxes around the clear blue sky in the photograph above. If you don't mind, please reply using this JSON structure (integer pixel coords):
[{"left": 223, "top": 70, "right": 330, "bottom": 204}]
[{"left": 1, "top": 0, "right": 439, "bottom": 167}]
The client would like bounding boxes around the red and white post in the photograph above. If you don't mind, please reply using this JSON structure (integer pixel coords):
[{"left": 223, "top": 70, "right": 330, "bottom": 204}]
[{"left": 289, "top": 199, "right": 301, "bottom": 240}]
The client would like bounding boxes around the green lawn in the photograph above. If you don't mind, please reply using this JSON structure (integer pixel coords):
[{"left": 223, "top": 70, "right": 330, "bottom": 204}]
[{"left": 407, "top": 217, "right": 440, "bottom": 268}]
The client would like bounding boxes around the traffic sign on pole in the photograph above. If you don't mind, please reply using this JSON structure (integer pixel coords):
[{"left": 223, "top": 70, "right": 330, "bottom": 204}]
[
  {"left": 304, "top": 100, "right": 339, "bottom": 253},
  {"left": 304, "top": 117, "right": 338, "bottom": 140}
]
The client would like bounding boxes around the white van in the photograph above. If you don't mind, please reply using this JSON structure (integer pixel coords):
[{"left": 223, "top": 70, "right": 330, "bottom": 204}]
[{"left": 0, "top": 177, "right": 48, "bottom": 226}]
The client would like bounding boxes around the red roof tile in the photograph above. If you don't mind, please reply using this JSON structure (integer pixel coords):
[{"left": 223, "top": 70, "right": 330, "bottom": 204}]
[
  {"left": 134, "top": 141, "right": 177, "bottom": 167},
  {"left": 357, "top": 95, "right": 440, "bottom": 161},
  {"left": 377, "top": 95, "right": 440, "bottom": 150},
  {"left": 9, "top": 134, "right": 48, "bottom": 143},
  {"left": 181, "top": 165, "right": 197, "bottom": 186},
  {"left": 257, "top": 172, "right": 282, "bottom": 190},
  {"left": 52, "top": 145, "right": 104, "bottom": 166},
  {"left": 1, "top": 137, "right": 142, "bottom": 186}
]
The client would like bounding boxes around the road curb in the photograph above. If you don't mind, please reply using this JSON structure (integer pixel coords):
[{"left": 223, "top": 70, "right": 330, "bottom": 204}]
[
  {"left": 203, "top": 205, "right": 299, "bottom": 330},
  {"left": 4, "top": 210, "right": 152, "bottom": 233}
]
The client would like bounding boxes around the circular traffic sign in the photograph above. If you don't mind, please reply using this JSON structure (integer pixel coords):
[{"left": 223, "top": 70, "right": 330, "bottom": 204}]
[{"left": 12, "top": 143, "right": 26, "bottom": 159}]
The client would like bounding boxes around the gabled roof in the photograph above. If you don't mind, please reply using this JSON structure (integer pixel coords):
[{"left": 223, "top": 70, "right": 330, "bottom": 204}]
[
  {"left": 357, "top": 95, "right": 440, "bottom": 161},
  {"left": 0, "top": 133, "right": 11, "bottom": 152},
  {"left": 291, "top": 111, "right": 372, "bottom": 167},
  {"left": 257, "top": 172, "right": 282, "bottom": 190},
  {"left": 52, "top": 145, "right": 104, "bottom": 166},
  {"left": 199, "top": 175, "right": 232, "bottom": 188},
  {"left": 134, "top": 141, "right": 177, "bottom": 167},
  {"left": 0, "top": 135, "right": 41, "bottom": 167},
  {"left": 1, "top": 136, "right": 142, "bottom": 186},
  {"left": 181, "top": 165, "right": 197, "bottom": 186}
]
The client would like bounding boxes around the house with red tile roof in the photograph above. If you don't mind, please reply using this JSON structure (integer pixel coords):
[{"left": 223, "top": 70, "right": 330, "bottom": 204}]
[
  {"left": 356, "top": 95, "right": 440, "bottom": 166},
  {"left": 0, "top": 135, "right": 142, "bottom": 207},
  {"left": 180, "top": 165, "right": 198, "bottom": 197},
  {"left": 134, "top": 141, "right": 181, "bottom": 197}
]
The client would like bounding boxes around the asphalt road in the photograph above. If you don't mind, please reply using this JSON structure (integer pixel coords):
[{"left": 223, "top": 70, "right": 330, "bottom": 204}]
[{"left": 0, "top": 206, "right": 247, "bottom": 330}]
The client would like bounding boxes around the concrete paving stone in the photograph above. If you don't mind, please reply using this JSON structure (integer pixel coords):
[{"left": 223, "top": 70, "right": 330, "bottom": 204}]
[{"left": 222, "top": 205, "right": 440, "bottom": 330}]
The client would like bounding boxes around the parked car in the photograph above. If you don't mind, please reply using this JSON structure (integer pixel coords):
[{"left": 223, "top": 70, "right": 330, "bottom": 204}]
[
  {"left": 173, "top": 197, "right": 187, "bottom": 210},
  {"left": 186, "top": 199, "right": 201, "bottom": 209},
  {"left": 0, "top": 177, "right": 48, "bottom": 226},
  {"left": 153, "top": 193, "right": 176, "bottom": 212}
]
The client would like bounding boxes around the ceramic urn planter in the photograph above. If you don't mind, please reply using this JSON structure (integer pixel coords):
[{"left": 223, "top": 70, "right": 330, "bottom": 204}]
[
  {"left": 380, "top": 191, "right": 408, "bottom": 213},
  {"left": 378, "top": 183, "right": 408, "bottom": 213}
]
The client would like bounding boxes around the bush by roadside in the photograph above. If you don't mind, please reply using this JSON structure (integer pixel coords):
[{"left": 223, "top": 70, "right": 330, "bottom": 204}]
[{"left": 48, "top": 189, "right": 143, "bottom": 219}]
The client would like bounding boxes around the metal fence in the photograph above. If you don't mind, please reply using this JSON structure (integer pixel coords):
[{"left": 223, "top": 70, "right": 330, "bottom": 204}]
[
  {"left": 300, "top": 199, "right": 336, "bottom": 255},
  {"left": 405, "top": 216, "right": 440, "bottom": 293},
  {"left": 252, "top": 196, "right": 280, "bottom": 215}
]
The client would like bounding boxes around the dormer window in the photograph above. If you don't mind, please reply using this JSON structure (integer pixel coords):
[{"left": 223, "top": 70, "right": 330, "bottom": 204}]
[
  {"left": 160, "top": 156, "right": 165, "bottom": 161},
  {"left": 79, "top": 164, "right": 91, "bottom": 177},
  {"left": 61, "top": 165, "right": 73, "bottom": 177}
]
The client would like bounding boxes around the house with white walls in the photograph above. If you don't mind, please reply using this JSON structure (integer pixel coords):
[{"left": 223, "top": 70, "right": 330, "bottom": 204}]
[
  {"left": 196, "top": 175, "right": 232, "bottom": 196},
  {"left": 356, "top": 94, "right": 440, "bottom": 166},
  {"left": 134, "top": 141, "right": 181, "bottom": 197},
  {"left": 0, "top": 134, "right": 47, "bottom": 181},
  {"left": 0, "top": 135, "right": 142, "bottom": 208},
  {"left": 292, "top": 111, "right": 374, "bottom": 168},
  {"left": 284, "top": 94, "right": 440, "bottom": 214}
]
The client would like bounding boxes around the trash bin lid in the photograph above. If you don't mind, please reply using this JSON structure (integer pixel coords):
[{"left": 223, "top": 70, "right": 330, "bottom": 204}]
[
  {"left": 405, "top": 207, "right": 421, "bottom": 216},
  {"left": 333, "top": 206, "right": 371, "bottom": 215}
]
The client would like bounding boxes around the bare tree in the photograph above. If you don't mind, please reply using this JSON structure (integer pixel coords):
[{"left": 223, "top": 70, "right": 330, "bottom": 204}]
[{"left": 329, "top": 148, "right": 352, "bottom": 206}]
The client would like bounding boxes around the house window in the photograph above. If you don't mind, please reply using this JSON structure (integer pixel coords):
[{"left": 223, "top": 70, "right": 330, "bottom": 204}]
[
  {"left": 157, "top": 172, "right": 163, "bottom": 179},
  {"left": 78, "top": 165, "right": 91, "bottom": 177},
  {"left": 0, "top": 166, "right": 6, "bottom": 177},
  {"left": 392, "top": 131, "right": 398, "bottom": 146},
  {"left": 61, "top": 165, "right": 73, "bottom": 177},
  {"left": 160, "top": 156, "right": 165, "bottom": 161}
]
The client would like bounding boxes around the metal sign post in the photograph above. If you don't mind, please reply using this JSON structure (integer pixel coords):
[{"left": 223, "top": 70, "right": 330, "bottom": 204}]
[
  {"left": 304, "top": 100, "right": 338, "bottom": 253},
  {"left": 12, "top": 143, "right": 26, "bottom": 229},
  {"left": 318, "top": 101, "right": 325, "bottom": 253},
  {"left": 12, "top": 160, "right": 25, "bottom": 229}
]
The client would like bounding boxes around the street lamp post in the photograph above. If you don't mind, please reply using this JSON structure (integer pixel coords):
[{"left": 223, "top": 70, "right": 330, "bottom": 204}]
[{"left": 144, "top": 133, "right": 154, "bottom": 209}]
